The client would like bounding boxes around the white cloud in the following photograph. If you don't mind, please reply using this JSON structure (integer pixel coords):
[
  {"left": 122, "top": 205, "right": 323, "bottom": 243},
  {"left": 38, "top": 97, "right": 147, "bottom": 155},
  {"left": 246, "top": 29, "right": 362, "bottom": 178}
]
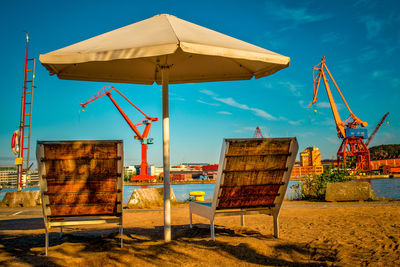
[
  {"left": 196, "top": 100, "right": 219, "bottom": 106},
  {"left": 217, "top": 111, "right": 232, "bottom": 115},
  {"left": 326, "top": 137, "right": 340, "bottom": 144},
  {"left": 315, "top": 101, "right": 331, "bottom": 108},
  {"left": 199, "top": 89, "right": 216, "bottom": 96},
  {"left": 266, "top": 3, "right": 332, "bottom": 25},
  {"left": 279, "top": 81, "right": 302, "bottom": 97},
  {"left": 321, "top": 32, "right": 340, "bottom": 43},
  {"left": 360, "top": 16, "right": 383, "bottom": 39},
  {"left": 251, "top": 108, "right": 277, "bottom": 120},
  {"left": 314, "top": 101, "right": 344, "bottom": 111},
  {"left": 391, "top": 78, "right": 400, "bottom": 88},
  {"left": 213, "top": 96, "right": 277, "bottom": 120},
  {"left": 288, "top": 120, "right": 304, "bottom": 126},
  {"left": 359, "top": 47, "right": 378, "bottom": 63},
  {"left": 371, "top": 70, "right": 391, "bottom": 79}
]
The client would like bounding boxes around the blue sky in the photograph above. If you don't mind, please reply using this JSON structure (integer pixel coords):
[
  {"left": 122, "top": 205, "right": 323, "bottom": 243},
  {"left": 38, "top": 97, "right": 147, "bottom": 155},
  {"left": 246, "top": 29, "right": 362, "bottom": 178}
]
[{"left": 1, "top": 0, "right": 399, "bottom": 168}]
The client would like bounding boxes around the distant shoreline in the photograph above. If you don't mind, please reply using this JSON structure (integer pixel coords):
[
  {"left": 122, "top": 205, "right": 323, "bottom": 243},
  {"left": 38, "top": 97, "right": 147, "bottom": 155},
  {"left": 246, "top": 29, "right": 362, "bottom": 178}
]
[
  {"left": 290, "top": 174, "right": 400, "bottom": 181},
  {"left": 125, "top": 180, "right": 216, "bottom": 186}
]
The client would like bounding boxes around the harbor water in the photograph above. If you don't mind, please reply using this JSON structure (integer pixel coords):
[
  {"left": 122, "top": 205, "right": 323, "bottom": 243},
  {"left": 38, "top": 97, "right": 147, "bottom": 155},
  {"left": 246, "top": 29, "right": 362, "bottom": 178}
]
[{"left": 1, "top": 178, "right": 399, "bottom": 203}]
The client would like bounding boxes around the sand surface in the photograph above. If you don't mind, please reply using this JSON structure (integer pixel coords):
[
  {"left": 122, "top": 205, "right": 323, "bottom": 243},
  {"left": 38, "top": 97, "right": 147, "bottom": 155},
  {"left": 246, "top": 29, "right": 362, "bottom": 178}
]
[{"left": 0, "top": 201, "right": 399, "bottom": 266}]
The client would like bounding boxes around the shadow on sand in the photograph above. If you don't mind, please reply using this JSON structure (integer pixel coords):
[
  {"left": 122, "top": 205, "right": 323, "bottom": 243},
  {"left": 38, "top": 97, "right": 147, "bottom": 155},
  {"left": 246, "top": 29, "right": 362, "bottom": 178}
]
[{"left": 0, "top": 221, "right": 337, "bottom": 266}]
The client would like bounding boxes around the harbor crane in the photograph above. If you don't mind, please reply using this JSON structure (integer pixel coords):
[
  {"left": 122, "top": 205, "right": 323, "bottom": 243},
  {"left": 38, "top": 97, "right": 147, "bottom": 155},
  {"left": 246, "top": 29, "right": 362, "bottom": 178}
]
[
  {"left": 309, "top": 56, "right": 371, "bottom": 172},
  {"left": 80, "top": 86, "right": 158, "bottom": 181},
  {"left": 253, "top": 126, "right": 264, "bottom": 138}
]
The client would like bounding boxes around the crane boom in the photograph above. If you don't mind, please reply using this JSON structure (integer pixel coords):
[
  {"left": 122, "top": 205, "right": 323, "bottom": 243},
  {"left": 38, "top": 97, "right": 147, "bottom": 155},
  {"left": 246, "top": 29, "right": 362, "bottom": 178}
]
[
  {"left": 80, "top": 86, "right": 159, "bottom": 181},
  {"left": 366, "top": 112, "right": 389, "bottom": 147}
]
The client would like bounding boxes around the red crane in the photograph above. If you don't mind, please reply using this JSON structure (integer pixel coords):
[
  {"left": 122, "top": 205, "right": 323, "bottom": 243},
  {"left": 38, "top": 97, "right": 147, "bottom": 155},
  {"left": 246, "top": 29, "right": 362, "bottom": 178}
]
[
  {"left": 309, "top": 57, "right": 370, "bottom": 172},
  {"left": 366, "top": 112, "right": 389, "bottom": 147},
  {"left": 80, "top": 86, "right": 158, "bottom": 181},
  {"left": 253, "top": 126, "right": 264, "bottom": 138}
]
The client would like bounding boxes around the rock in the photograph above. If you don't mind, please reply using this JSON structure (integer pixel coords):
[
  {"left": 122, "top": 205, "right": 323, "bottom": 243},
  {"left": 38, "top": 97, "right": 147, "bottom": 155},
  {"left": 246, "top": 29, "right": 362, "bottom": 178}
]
[
  {"left": 325, "top": 182, "right": 373, "bottom": 202},
  {"left": 127, "top": 187, "right": 176, "bottom": 209},
  {"left": 1, "top": 191, "right": 41, "bottom": 208}
]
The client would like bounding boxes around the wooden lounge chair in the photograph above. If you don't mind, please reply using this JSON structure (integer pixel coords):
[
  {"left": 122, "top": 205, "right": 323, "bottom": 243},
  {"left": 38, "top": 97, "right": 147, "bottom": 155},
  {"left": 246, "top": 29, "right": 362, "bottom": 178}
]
[
  {"left": 189, "top": 138, "right": 298, "bottom": 240},
  {"left": 36, "top": 140, "right": 124, "bottom": 255}
]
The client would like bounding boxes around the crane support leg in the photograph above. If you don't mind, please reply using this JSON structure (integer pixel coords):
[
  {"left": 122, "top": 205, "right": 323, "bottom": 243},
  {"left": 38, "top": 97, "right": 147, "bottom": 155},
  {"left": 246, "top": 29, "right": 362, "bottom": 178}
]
[{"left": 337, "top": 137, "right": 371, "bottom": 172}]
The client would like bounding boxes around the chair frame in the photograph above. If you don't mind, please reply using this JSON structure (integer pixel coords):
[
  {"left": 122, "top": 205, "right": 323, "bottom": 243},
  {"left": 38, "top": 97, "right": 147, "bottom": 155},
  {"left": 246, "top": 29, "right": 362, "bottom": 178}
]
[{"left": 189, "top": 138, "right": 298, "bottom": 240}]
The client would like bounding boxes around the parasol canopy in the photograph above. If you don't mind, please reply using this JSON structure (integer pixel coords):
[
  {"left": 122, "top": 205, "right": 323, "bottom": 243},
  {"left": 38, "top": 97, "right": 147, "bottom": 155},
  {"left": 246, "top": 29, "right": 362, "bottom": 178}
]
[{"left": 40, "top": 14, "right": 289, "bottom": 84}]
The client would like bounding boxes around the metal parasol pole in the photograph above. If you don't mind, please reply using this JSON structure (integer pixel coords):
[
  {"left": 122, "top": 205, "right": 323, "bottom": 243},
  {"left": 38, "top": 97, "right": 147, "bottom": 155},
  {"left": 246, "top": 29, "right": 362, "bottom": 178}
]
[{"left": 161, "top": 63, "right": 171, "bottom": 242}]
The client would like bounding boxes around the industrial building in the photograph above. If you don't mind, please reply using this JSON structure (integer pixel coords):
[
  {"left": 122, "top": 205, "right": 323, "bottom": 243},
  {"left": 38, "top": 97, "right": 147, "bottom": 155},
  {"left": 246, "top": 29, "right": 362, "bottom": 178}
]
[{"left": 291, "top": 146, "right": 324, "bottom": 178}]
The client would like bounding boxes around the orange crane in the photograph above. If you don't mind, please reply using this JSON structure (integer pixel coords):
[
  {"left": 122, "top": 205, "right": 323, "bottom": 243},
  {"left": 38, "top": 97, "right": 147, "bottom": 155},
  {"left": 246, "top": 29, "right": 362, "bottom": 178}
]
[
  {"left": 309, "top": 56, "right": 370, "bottom": 172},
  {"left": 80, "top": 86, "right": 158, "bottom": 181}
]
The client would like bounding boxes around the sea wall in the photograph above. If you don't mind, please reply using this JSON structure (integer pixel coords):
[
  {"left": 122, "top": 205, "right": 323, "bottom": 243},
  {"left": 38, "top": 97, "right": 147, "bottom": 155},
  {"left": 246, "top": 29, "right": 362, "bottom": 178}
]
[
  {"left": 1, "top": 191, "right": 41, "bottom": 208},
  {"left": 325, "top": 182, "right": 373, "bottom": 202}
]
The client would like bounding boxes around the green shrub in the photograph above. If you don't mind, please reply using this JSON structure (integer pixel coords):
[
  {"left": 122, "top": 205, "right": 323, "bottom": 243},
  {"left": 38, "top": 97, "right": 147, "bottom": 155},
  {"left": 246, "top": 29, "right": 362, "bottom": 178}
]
[{"left": 291, "top": 165, "right": 352, "bottom": 200}]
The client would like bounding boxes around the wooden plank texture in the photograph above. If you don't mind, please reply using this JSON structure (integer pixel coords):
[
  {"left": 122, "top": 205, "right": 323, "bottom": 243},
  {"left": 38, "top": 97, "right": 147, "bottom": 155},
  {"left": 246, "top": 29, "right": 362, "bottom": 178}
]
[
  {"left": 43, "top": 142, "right": 119, "bottom": 160},
  {"left": 49, "top": 204, "right": 117, "bottom": 217},
  {"left": 38, "top": 140, "right": 122, "bottom": 218},
  {"left": 217, "top": 138, "right": 293, "bottom": 209}
]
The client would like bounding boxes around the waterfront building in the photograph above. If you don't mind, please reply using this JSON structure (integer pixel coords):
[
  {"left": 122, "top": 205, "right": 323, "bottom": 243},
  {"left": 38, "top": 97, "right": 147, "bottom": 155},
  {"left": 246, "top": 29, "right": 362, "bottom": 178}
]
[{"left": 291, "top": 147, "right": 324, "bottom": 179}]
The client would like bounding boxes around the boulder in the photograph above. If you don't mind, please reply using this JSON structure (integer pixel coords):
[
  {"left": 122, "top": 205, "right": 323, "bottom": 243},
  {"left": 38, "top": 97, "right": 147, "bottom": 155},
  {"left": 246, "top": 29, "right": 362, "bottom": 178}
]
[
  {"left": 325, "top": 182, "right": 373, "bottom": 202},
  {"left": 127, "top": 187, "right": 176, "bottom": 209},
  {"left": 1, "top": 191, "right": 41, "bottom": 208}
]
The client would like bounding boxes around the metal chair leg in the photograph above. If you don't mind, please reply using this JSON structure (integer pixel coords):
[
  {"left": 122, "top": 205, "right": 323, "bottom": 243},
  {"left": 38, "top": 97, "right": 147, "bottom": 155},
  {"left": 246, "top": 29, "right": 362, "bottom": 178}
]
[
  {"left": 273, "top": 213, "right": 279, "bottom": 238},
  {"left": 120, "top": 226, "right": 123, "bottom": 248},
  {"left": 189, "top": 208, "right": 193, "bottom": 228},
  {"left": 45, "top": 229, "right": 48, "bottom": 256},
  {"left": 240, "top": 215, "right": 245, "bottom": 226},
  {"left": 210, "top": 220, "right": 215, "bottom": 241}
]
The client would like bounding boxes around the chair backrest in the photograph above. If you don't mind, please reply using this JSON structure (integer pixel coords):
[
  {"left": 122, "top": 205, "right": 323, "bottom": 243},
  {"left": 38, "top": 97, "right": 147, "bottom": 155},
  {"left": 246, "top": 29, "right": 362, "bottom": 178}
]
[
  {"left": 37, "top": 140, "right": 123, "bottom": 218},
  {"left": 212, "top": 138, "right": 298, "bottom": 210}
]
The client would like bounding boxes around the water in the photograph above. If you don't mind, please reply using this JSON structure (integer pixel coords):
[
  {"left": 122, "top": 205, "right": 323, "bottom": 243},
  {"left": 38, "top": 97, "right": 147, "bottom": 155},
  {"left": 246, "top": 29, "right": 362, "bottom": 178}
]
[
  {"left": 365, "top": 178, "right": 400, "bottom": 199},
  {"left": 124, "top": 183, "right": 216, "bottom": 203},
  {"left": 1, "top": 178, "right": 399, "bottom": 202}
]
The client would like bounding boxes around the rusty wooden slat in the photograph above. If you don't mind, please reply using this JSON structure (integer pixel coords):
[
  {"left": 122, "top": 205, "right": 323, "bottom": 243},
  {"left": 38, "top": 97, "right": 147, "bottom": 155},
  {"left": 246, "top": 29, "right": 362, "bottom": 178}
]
[
  {"left": 225, "top": 152, "right": 291, "bottom": 158},
  {"left": 223, "top": 168, "right": 288, "bottom": 172},
  {"left": 218, "top": 184, "right": 282, "bottom": 209},
  {"left": 45, "top": 180, "right": 117, "bottom": 194},
  {"left": 43, "top": 142, "right": 118, "bottom": 160},
  {"left": 226, "top": 139, "right": 291, "bottom": 156},
  {"left": 41, "top": 157, "right": 121, "bottom": 161},
  {"left": 43, "top": 174, "right": 121, "bottom": 181},
  {"left": 220, "top": 182, "right": 284, "bottom": 188},
  {"left": 49, "top": 204, "right": 117, "bottom": 217},
  {"left": 44, "top": 159, "right": 119, "bottom": 176},
  {"left": 225, "top": 156, "right": 288, "bottom": 171},
  {"left": 46, "top": 192, "right": 118, "bottom": 205}
]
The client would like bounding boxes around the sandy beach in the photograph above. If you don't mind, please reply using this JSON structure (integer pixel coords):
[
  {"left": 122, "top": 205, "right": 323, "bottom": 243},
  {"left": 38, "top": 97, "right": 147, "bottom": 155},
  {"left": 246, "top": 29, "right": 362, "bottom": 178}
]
[{"left": 0, "top": 200, "right": 399, "bottom": 266}]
